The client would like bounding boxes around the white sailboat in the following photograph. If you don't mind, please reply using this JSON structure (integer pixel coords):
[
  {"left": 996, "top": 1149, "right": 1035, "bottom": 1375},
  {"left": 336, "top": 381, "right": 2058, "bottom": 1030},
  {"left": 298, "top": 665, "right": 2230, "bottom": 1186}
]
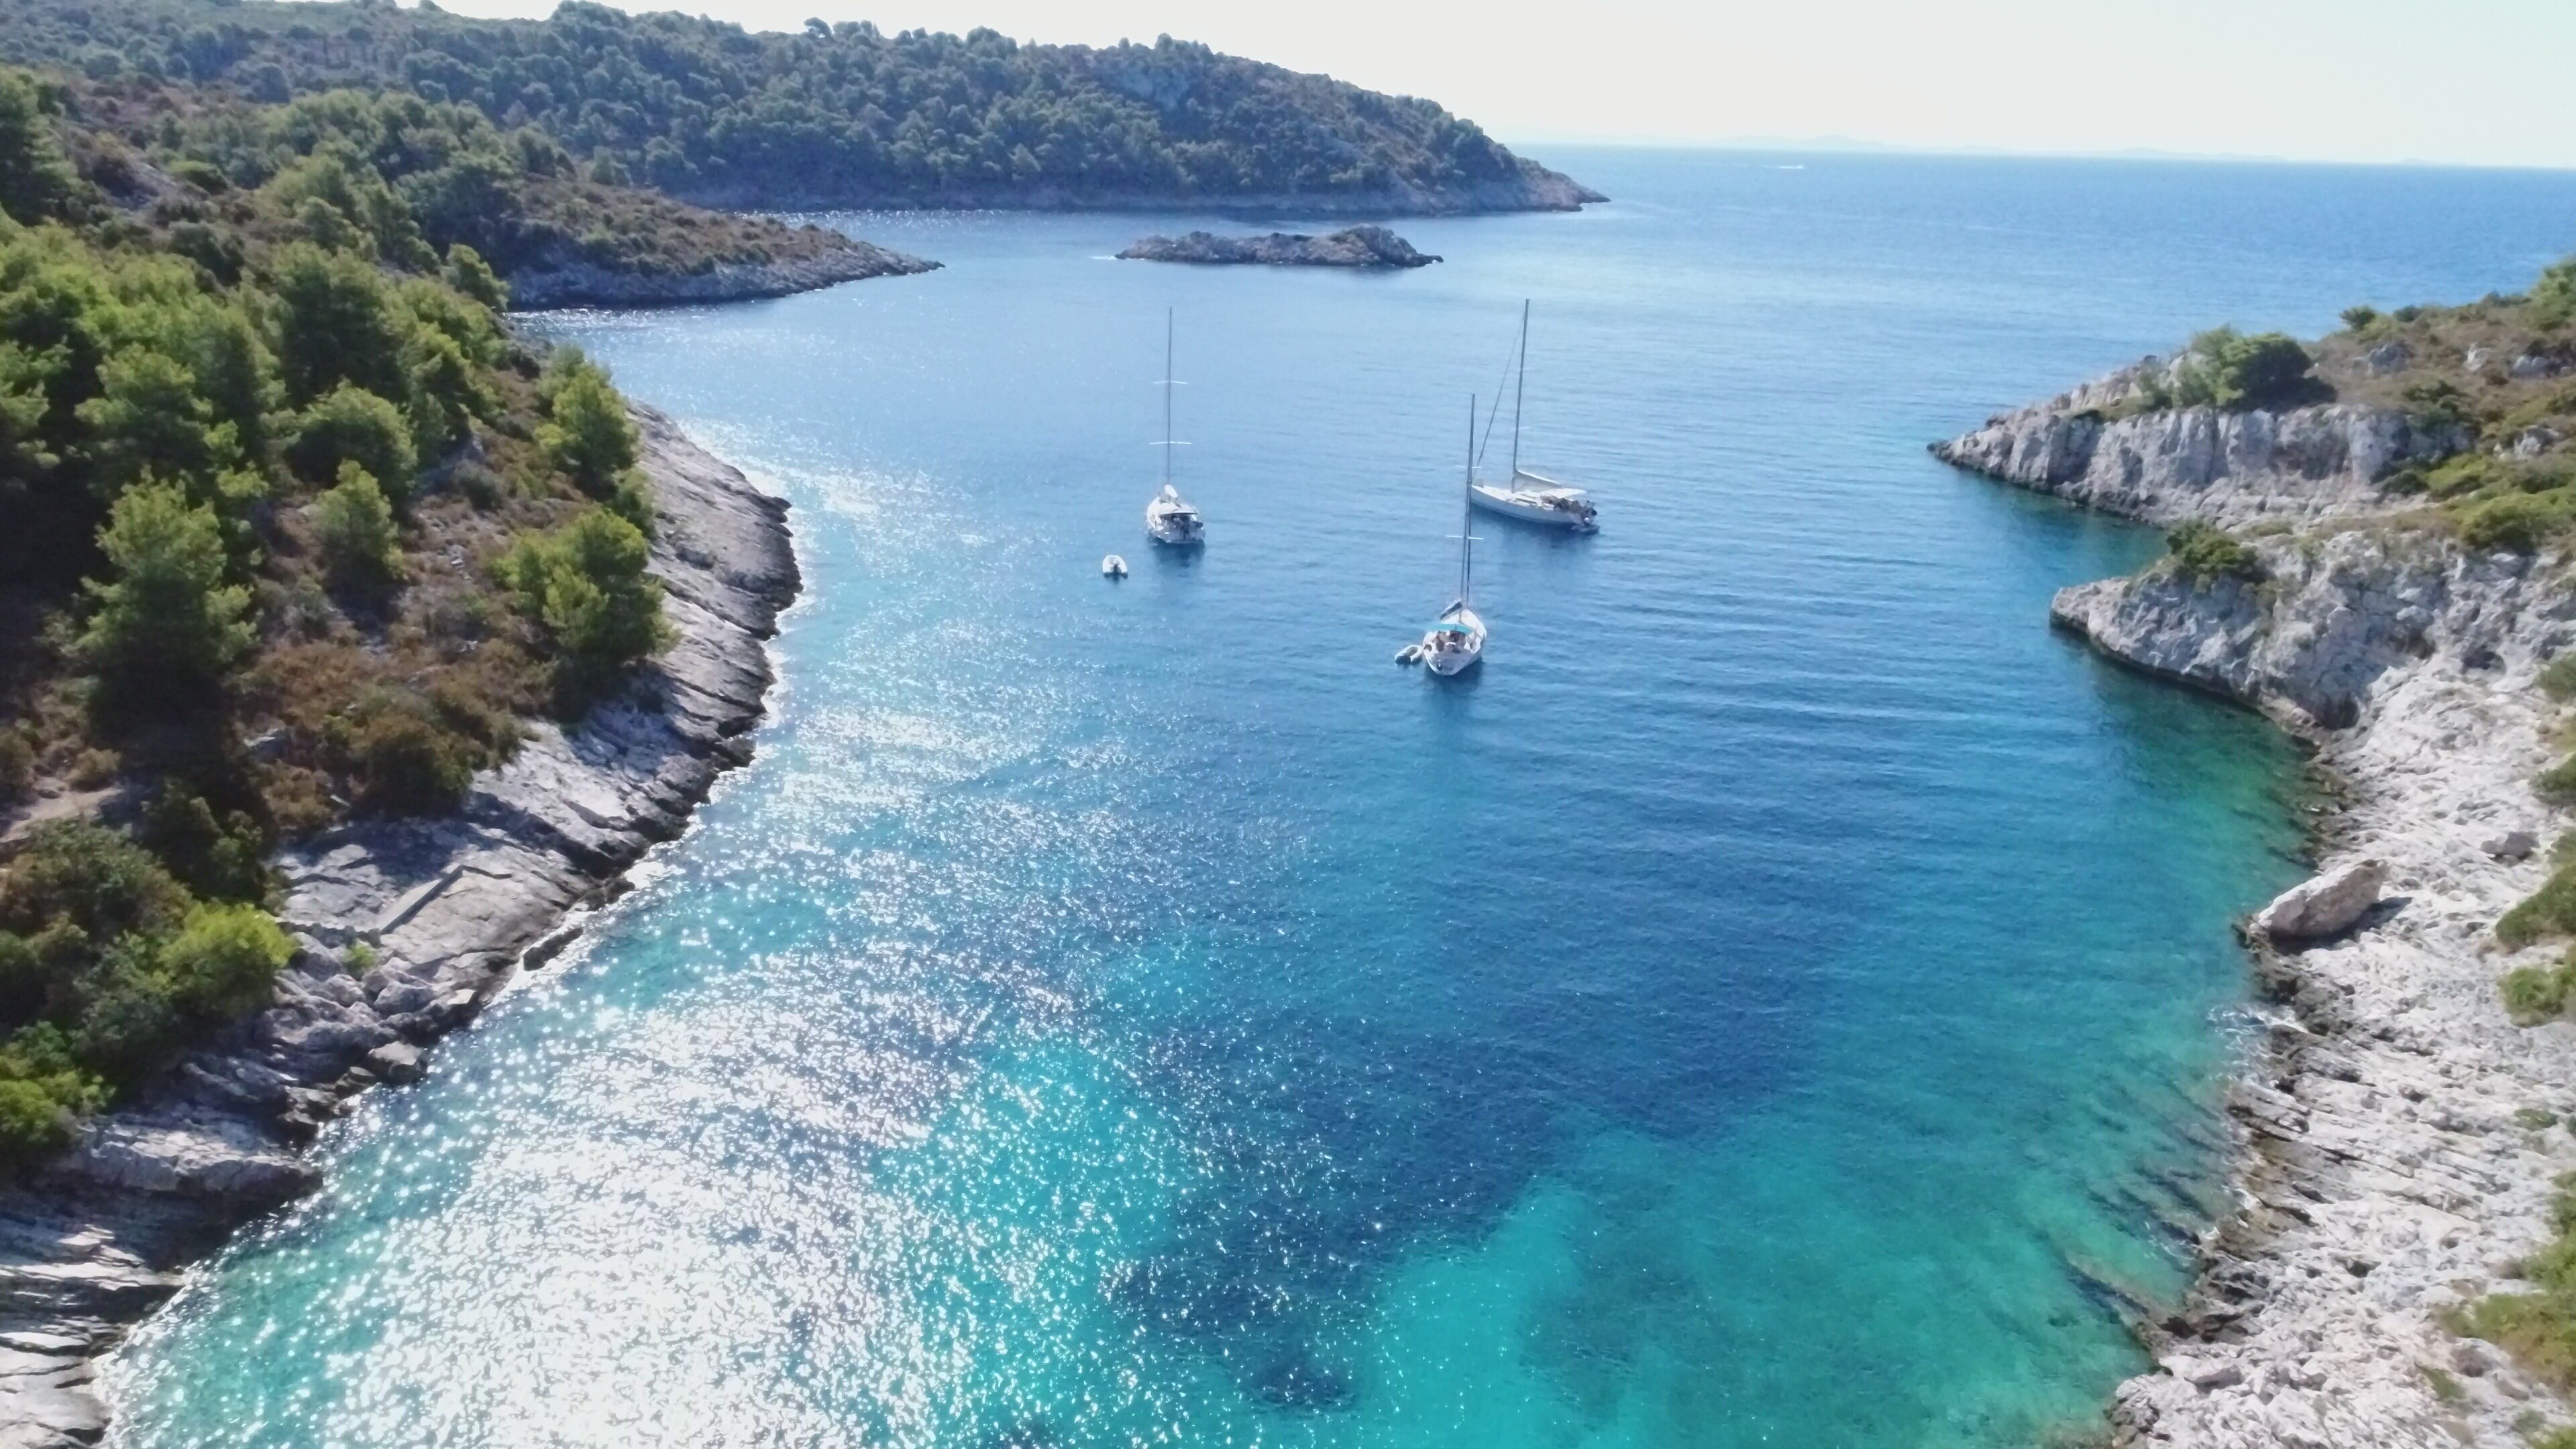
[
  {"left": 1469, "top": 301, "right": 1597, "bottom": 532},
  {"left": 1420, "top": 396, "right": 1487, "bottom": 677},
  {"left": 1143, "top": 308, "right": 1205, "bottom": 546}
]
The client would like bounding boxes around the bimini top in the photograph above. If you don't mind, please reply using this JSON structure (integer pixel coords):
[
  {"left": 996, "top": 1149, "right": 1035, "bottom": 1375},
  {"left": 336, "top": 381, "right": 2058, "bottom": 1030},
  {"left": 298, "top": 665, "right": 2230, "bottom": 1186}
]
[{"left": 1429, "top": 620, "right": 1478, "bottom": 635}]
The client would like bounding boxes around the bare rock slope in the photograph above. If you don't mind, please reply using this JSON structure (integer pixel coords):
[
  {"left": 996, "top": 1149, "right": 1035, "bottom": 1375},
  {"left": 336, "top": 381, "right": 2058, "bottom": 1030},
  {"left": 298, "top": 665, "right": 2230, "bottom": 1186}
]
[
  {"left": 1941, "top": 368, "right": 2576, "bottom": 1447},
  {"left": 0, "top": 409, "right": 798, "bottom": 1449}
]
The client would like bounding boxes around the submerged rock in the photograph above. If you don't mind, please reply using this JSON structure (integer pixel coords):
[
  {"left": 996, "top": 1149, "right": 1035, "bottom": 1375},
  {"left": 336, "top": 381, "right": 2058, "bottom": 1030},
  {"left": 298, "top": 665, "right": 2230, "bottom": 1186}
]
[
  {"left": 1116, "top": 225, "right": 1440, "bottom": 268},
  {"left": 2251, "top": 859, "right": 2386, "bottom": 941}
]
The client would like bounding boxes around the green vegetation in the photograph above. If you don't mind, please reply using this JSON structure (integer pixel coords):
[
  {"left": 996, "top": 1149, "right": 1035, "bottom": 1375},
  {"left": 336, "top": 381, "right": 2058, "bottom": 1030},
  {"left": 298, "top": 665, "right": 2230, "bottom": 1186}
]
[
  {"left": 2162, "top": 521, "right": 2263, "bottom": 586},
  {"left": 2135, "top": 328, "right": 2324, "bottom": 413},
  {"left": 0, "top": 62, "right": 689, "bottom": 1164},
  {"left": 2544, "top": 654, "right": 2576, "bottom": 703},
  {"left": 2453, "top": 1172, "right": 2576, "bottom": 1387},
  {"left": 2503, "top": 956, "right": 2576, "bottom": 1024},
  {"left": 0, "top": 0, "right": 1582, "bottom": 212},
  {"left": 0, "top": 821, "right": 289, "bottom": 1160}
]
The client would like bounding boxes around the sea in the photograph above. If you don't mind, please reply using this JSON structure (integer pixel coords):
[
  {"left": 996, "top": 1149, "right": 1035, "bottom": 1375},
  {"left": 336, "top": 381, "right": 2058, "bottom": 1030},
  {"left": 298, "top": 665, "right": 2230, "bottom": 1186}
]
[{"left": 102, "top": 149, "right": 2576, "bottom": 1448}]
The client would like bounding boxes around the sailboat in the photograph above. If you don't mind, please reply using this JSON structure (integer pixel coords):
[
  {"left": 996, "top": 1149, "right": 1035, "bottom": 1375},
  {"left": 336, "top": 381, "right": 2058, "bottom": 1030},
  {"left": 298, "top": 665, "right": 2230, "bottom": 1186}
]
[
  {"left": 1419, "top": 396, "right": 1487, "bottom": 677},
  {"left": 1143, "top": 307, "right": 1205, "bottom": 546},
  {"left": 1469, "top": 301, "right": 1597, "bottom": 532}
]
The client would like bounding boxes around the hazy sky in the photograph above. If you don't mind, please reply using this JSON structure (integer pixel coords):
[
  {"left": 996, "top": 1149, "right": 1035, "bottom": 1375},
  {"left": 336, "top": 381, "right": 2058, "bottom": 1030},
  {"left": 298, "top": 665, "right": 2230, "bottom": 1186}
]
[{"left": 429, "top": 0, "right": 2576, "bottom": 168}]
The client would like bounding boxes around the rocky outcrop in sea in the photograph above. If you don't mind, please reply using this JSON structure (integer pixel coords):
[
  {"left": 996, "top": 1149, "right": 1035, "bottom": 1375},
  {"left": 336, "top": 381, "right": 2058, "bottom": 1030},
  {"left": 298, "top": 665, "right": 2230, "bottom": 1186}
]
[
  {"left": 1939, "top": 373, "right": 2576, "bottom": 1448},
  {"left": 1116, "top": 224, "right": 1440, "bottom": 268},
  {"left": 1929, "top": 358, "right": 2457, "bottom": 526},
  {"left": 504, "top": 239, "right": 937, "bottom": 309},
  {"left": 0, "top": 408, "right": 799, "bottom": 1449}
]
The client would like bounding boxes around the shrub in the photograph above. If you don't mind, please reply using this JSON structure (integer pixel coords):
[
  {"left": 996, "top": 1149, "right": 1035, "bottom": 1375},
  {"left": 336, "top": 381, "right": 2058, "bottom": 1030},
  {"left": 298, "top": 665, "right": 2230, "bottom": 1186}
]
[
  {"left": 2174, "top": 328, "right": 2317, "bottom": 411},
  {"left": 2340, "top": 305, "right": 2380, "bottom": 332},
  {"left": 157, "top": 902, "right": 291, "bottom": 1021},
  {"left": 2545, "top": 655, "right": 2576, "bottom": 703},
  {"left": 0, "top": 820, "right": 189, "bottom": 943},
  {"left": 2461, "top": 493, "right": 2563, "bottom": 553},
  {"left": 502, "top": 506, "right": 667, "bottom": 708},
  {"left": 2537, "top": 258, "right": 2576, "bottom": 331},
  {"left": 2504, "top": 962, "right": 2576, "bottom": 1024},
  {"left": 0, "top": 729, "right": 30, "bottom": 802},
  {"left": 309, "top": 462, "right": 401, "bottom": 597},
  {"left": 343, "top": 693, "right": 478, "bottom": 816},
  {"left": 138, "top": 780, "right": 269, "bottom": 903},
  {"left": 285, "top": 384, "right": 416, "bottom": 498},
  {"left": 75, "top": 482, "right": 255, "bottom": 704},
  {"left": 2456, "top": 1171, "right": 2576, "bottom": 1385},
  {"left": 2403, "top": 378, "right": 2475, "bottom": 436},
  {"left": 2163, "top": 521, "right": 2262, "bottom": 586},
  {"left": 2500, "top": 865, "right": 2576, "bottom": 947}
]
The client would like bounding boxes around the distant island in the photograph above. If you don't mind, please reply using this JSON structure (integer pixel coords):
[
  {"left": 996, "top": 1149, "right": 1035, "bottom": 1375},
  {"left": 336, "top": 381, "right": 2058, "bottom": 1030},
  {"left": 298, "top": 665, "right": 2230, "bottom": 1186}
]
[
  {"left": 1118, "top": 225, "right": 1440, "bottom": 268},
  {"left": 0, "top": 0, "right": 1601, "bottom": 217}
]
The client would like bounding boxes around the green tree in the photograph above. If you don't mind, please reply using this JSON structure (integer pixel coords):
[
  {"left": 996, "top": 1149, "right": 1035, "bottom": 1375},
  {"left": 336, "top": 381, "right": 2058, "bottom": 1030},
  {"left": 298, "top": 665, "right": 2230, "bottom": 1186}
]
[
  {"left": 74, "top": 482, "right": 256, "bottom": 702},
  {"left": 310, "top": 460, "right": 400, "bottom": 596},
  {"left": 538, "top": 358, "right": 639, "bottom": 496},
  {"left": 0, "top": 70, "right": 80, "bottom": 225},
  {"left": 73, "top": 349, "right": 233, "bottom": 495},
  {"left": 443, "top": 242, "right": 508, "bottom": 311},
  {"left": 268, "top": 243, "right": 405, "bottom": 405},
  {"left": 284, "top": 382, "right": 415, "bottom": 496},
  {"left": 502, "top": 504, "right": 666, "bottom": 706}
]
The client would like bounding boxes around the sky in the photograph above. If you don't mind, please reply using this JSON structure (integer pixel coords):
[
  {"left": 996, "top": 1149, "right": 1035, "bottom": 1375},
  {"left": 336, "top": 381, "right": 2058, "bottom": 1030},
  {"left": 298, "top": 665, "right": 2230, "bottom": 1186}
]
[{"left": 424, "top": 0, "right": 2576, "bottom": 169}]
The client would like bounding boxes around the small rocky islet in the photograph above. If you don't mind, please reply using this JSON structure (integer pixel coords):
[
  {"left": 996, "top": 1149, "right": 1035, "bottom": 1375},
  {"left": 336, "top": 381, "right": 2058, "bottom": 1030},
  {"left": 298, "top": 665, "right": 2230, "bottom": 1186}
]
[{"left": 1116, "top": 225, "right": 1442, "bottom": 269}]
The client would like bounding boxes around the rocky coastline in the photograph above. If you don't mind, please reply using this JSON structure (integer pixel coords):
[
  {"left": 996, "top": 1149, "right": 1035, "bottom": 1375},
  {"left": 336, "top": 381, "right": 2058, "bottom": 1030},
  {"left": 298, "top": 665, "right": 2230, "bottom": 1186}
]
[
  {"left": 1116, "top": 224, "right": 1439, "bottom": 268},
  {"left": 504, "top": 237, "right": 938, "bottom": 310},
  {"left": 1938, "top": 378, "right": 2576, "bottom": 1446},
  {"left": 0, "top": 407, "right": 800, "bottom": 1449}
]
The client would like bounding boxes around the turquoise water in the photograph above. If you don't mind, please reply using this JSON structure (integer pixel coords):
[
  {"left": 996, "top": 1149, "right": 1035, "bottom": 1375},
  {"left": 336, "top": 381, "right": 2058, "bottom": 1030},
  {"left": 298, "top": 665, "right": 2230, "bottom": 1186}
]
[{"left": 108, "top": 152, "right": 2576, "bottom": 1446}]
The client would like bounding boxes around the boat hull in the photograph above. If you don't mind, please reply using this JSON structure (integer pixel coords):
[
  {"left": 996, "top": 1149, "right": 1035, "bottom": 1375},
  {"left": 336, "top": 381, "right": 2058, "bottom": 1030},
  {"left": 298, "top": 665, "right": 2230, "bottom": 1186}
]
[{"left": 1469, "top": 483, "right": 1595, "bottom": 531}]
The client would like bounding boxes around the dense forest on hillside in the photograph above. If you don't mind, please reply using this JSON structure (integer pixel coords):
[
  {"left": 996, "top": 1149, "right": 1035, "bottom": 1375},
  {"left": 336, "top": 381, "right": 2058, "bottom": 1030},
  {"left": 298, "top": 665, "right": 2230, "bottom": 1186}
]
[
  {"left": 0, "top": 0, "right": 1599, "bottom": 211},
  {"left": 0, "top": 64, "right": 677, "bottom": 1159}
]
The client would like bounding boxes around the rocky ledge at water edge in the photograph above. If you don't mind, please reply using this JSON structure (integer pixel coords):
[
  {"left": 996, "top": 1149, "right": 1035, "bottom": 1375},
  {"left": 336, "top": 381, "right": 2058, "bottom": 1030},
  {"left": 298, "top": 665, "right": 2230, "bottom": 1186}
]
[
  {"left": 504, "top": 235, "right": 938, "bottom": 310},
  {"left": 1939, "top": 367, "right": 2576, "bottom": 1448},
  {"left": 1117, "top": 223, "right": 1440, "bottom": 268},
  {"left": 0, "top": 407, "right": 799, "bottom": 1449}
]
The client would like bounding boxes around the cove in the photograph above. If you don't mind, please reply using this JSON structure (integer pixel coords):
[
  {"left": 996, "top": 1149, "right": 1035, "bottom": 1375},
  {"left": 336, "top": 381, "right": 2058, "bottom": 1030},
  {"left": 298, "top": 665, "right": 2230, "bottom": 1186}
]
[{"left": 103, "top": 152, "right": 2576, "bottom": 1447}]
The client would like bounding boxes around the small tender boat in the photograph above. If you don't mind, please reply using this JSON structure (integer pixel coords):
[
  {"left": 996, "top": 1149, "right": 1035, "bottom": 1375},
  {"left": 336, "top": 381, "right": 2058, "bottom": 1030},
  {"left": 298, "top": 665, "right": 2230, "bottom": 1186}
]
[
  {"left": 1468, "top": 301, "right": 1597, "bottom": 533},
  {"left": 1144, "top": 309, "right": 1205, "bottom": 547},
  {"left": 1419, "top": 396, "right": 1487, "bottom": 678},
  {"left": 1102, "top": 554, "right": 1128, "bottom": 578}
]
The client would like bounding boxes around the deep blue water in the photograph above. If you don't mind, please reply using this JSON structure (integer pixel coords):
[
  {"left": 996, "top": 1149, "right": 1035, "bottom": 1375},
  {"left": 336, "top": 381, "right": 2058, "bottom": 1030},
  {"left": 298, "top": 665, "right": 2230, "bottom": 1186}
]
[{"left": 108, "top": 151, "right": 2576, "bottom": 1446}]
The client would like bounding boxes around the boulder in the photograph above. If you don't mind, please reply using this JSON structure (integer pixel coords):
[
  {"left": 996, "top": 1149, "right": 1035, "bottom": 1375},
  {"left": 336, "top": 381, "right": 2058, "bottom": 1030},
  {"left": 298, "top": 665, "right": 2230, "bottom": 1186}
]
[
  {"left": 2252, "top": 859, "right": 2385, "bottom": 941},
  {"left": 364, "top": 1042, "right": 425, "bottom": 1085},
  {"left": 2482, "top": 830, "right": 2539, "bottom": 862}
]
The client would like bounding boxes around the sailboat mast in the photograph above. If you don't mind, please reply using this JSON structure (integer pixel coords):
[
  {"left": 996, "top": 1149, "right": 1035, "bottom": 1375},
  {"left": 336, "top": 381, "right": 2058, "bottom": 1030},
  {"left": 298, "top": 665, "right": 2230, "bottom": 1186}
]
[
  {"left": 1460, "top": 393, "right": 1476, "bottom": 604},
  {"left": 1163, "top": 307, "right": 1174, "bottom": 489},
  {"left": 1509, "top": 299, "right": 1529, "bottom": 478}
]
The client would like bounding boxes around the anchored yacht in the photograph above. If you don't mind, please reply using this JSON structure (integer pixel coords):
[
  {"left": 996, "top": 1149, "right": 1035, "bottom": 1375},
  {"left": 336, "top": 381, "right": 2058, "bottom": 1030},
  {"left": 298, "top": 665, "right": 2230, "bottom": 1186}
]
[
  {"left": 1143, "top": 309, "right": 1204, "bottom": 546},
  {"left": 1468, "top": 301, "right": 1597, "bottom": 533},
  {"left": 1419, "top": 396, "right": 1487, "bottom": 677}
]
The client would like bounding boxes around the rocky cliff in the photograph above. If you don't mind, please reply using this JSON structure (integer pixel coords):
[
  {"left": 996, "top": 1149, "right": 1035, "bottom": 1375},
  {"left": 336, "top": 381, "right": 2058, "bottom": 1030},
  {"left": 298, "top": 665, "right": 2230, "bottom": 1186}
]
[
  {"left": 1116, "top": 224, "right": 1440, "bottom": 268},
  {"left": 1931, "top": 360, "right": 2452, "bottom": 526},
  {"left": 0, "top": 408, "right": 798, "bottom": 1449},
  {"left": 504, "top": 239, "right": 938, "bottom": 310},
  {"left": 1939, "top": 370, "right": 2576, "bottom": 1448}
]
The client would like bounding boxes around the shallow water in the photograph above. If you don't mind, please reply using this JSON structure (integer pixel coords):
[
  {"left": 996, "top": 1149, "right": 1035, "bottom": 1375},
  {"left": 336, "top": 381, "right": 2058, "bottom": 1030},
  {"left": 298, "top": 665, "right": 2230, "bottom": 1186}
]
[{"left": 107, "top": 151, "right": 2576, "bottom": 1446}]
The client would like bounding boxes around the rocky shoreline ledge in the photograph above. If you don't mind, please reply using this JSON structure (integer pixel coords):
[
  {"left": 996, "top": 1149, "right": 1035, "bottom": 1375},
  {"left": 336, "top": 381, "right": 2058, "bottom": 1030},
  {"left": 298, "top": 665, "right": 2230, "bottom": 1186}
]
[
  {"left": 0, "top": 408, "right": 800, "bottom": 1449},
  {"left": 1116, "top": 224, "right": 1440, "bottom": 268},
  {"left": 1939, "top": 375, "right": 2576, "bottom": 1446},
  {"left": 505, "top": 237, "right": 938, "bottom": 310}
]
